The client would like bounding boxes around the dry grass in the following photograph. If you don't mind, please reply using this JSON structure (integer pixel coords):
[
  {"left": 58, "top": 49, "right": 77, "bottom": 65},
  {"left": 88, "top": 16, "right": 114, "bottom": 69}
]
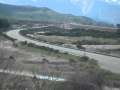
[{"left": 35, "top": 35, "right": 118, "bottom": 45}]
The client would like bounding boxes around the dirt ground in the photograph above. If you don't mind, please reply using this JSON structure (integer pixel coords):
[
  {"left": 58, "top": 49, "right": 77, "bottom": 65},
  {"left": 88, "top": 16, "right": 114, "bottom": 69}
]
[
  {"left": 0, "top": 40, "right": 75, "bottom": 78},
  {"left": 1, "top": 40, "right": 120, "bottom": 90},
  {"left": 82, "top": 45, "right": 120, "bottom": 57}
]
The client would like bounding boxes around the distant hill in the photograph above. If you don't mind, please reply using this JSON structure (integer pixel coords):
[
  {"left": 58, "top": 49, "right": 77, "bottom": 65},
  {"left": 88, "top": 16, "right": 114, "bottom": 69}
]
[{"left": 0, "top": 3, "right": 113, "bottom": 27}]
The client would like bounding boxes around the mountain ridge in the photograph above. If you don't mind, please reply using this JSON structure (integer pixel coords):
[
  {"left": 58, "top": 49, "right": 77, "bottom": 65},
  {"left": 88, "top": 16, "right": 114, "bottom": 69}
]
[{"left": 0, "top": 3, "right": 113, "bottom": 27}]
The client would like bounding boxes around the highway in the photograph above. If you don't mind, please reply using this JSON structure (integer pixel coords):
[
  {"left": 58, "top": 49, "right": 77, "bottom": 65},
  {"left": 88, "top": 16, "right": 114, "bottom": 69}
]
[{"left": 6, "top": 28, "right": 120, "bottom": 73}]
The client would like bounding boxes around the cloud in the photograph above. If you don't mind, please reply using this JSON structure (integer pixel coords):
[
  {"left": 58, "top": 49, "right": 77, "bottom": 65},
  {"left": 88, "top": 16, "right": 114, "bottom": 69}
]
[
  {"left": 105, "top": 0, "right": 120, "bottom": 4},
  {"left": 70, "top": 0, "right": 120, "bottom": 15},
  {"left": 71, "top": 0, "right": 120, "bottom": 4},
  {"left": 70, "top": 0, "right": 95, "bottom": 15},
  {"left": 81, "top": 0, "right": 95, "bottom": 14}
]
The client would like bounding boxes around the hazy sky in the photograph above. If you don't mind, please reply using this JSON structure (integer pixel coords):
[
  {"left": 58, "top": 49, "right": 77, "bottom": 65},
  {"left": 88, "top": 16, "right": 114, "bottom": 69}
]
[
  {"left": 0, "top": 0, "right": 120, "bottom": 5},
  {"left": 0, "top": 0, "right": 119, "bottom": 15}
]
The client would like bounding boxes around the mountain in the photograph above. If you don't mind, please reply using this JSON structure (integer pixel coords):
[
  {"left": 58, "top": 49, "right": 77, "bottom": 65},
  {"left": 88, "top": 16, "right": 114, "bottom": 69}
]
[{"left": 0, "top": 3, "right": 113, "bottom": 26}]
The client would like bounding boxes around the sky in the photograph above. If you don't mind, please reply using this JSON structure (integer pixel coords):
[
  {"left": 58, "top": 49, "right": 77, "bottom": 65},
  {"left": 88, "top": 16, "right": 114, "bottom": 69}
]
[{"left": 0, "top": 0, "right": 120, "bottom": 15}]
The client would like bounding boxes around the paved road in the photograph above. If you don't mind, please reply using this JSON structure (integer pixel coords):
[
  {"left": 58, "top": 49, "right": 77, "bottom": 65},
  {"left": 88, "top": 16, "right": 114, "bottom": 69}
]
[{"left": 6, "top": 28, "right": 120, "bottom": 73}]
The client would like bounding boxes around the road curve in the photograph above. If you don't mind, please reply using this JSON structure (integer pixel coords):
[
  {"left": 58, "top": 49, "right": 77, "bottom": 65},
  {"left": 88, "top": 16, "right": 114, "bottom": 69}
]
[{"left": 6, "top": 28, "right": 120, "bottom": 73}]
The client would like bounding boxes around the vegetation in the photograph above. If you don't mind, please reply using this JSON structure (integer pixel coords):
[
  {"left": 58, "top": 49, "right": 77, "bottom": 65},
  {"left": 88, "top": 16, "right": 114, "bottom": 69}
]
[
  {"left": 44, "top": 28, "right": 116, "bottom": 38},
  {"left": 117, "top": 24, "right": 120, "bottom": 38},
  {"left": 50, "top": 41, "right": 64, "bottom": 45},
  {"left": 20, "top": 26, "right": 117, "bottom": 39},
  {"left": 0, "top": 18, "right": 10, "bottom": 34},
  {"left": 81, "top": 56, "right": 89, "bottom": 62},
  {"left": 20, "top": 41, "right": 80, "bottom": 60},
  {"left": 0, "top": 39, "right": 120, "bottom": 90},
  {"left": 0, "top": 18, "right": 10, "bottom": 28},
  {"left": 21, "top": 41, "right": 59, "bottom": 53},
  {"left": 76, "top": 43, "right": 85, "bottom": 49},
  {"left": 1, "top": 34, "right": 15, "bottom": 41},
  {"left": 73, "top": 40, "right": 106, "bottom": 45},
  {"left": 0, "top": 36, "right": 7, "bottom": 40}
]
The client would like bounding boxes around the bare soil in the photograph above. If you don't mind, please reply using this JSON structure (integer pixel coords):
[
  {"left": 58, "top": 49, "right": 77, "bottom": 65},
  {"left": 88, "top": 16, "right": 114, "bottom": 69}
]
[
  {"left": 0, "top": 40, "right": 76, "bottom": 78},
  {"left": 82, "top": 45, "right": 120, "bottom": 57}
]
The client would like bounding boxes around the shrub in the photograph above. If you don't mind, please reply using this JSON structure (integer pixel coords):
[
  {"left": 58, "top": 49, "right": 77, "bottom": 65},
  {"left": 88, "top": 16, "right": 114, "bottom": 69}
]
[
  {"left": 88, "top": 59, "right": 98, "bottom": 65},
  {"left": 81, "top": 56, "right": 89, "bottom": 62},
  {"left": 69, "top": 59, "right": 76, "bottom": 63}
]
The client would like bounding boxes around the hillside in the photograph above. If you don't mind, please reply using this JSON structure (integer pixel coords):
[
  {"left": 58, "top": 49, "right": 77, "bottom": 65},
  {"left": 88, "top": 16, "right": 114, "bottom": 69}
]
[{"left": 0, "top": 3, "right": 113, "bottom": 26}]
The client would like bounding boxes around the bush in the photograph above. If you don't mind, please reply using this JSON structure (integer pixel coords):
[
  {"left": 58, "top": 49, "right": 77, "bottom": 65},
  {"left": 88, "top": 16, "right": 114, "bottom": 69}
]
[
  {"left": 2, "top": 34, "right": 14, "bottom": 41},
  {"left": 88, "top": 59, "right": 98, "bottom": 65},
  {"left": 42, "top": 58, "right": 49, "bottom": 63},
  {"left": 69, "top": 59, "right": 76, "bottom": 63},
  {"left": 81, "top": 56, "right": 89, "bottom": 62},
  {"left": 21, "top": 41, "right": 28, "bottom": 45},
  {"left": 21, "top": 42, "right": 60, "bottom": 53},
  {"left": 9, "top": 56, "right": 15, "bottom": 60}
]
